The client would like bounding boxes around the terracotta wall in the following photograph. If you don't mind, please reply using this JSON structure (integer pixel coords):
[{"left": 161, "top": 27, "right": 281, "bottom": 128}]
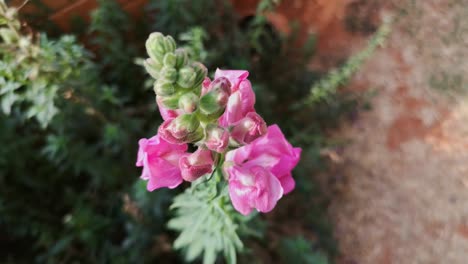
[
  {"left": 11, "top": 0, "right": 149, "bottom": 31},
  {"left": 10, "top": 0, "right": 361, "bottom": 63}
]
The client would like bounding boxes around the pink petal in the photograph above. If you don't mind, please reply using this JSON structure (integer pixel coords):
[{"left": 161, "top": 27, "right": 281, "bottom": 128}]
[
  {"left": 277, "top": 173, "right": 295, "bottom": 194},
  {"left": 251, "top": 166, "right": 283, "bottom": 213},
  {"left": 146, "top": 158, "right": 183, "bottom": 191}
]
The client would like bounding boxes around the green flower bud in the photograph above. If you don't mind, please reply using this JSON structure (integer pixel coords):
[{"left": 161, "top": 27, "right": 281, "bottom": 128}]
[
  {"left": 160, "top": 67, "right": 177, "bottom": 83},
  {"left": 159, "top": 113, "right": 203, "bottom": 144},
  {"left": 199, "top": 92, "right": 228, "bottom": 116},
  {"left": 192, "top": 62, "right": 208, "bottom": 87},
  {"left": 163, "top": 35, "right": 176, "bottom": 54},
  {"left": 174, "top": 49, "right": 188, "bottom": 68},
  {"left": 143, "top": 58, "right": 163, "bottom": 79},
  {"left": 177, "top": 66, "right": 197, "bottom": 89},
  {"left": 163, "top": 52, "right": 176, "bottom": 68},
  {"left": 145, "top": 32, "right": 176, "bottom": 63},
  {"left": 178, "top": 92, "right": 199, "bottom": 113},
  {"left": 154, "top": 79, "right": 175, "bottom": 96},
  {"left": 146, "top": 32, "right": 165, "bottom": 62},
  {"left": 198, "top": 77, "right": 230, "bottom": 117},
  {"left": 158, "top": 94, "right": 180, "bottom": 109}
]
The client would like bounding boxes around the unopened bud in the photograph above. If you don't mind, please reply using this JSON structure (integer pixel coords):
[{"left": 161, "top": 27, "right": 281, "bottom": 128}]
[
  {"left": 179, "top": 148, "right": 214, "bottom": 182},
  {"left": 199, "top": 77, "right": 231, "bottom": 116},
  {"left": 192, "top": 62, "right": 208, "bottom": 87},
  {"left": 163, "top": 52, "right": 176, "bottom": 68},
  {"left": 143, "top": 58, "right": 163, "bottom": 79},
  {"left": 154, "top": 79, "right": 175, "bottom": 96},
  {"left": 158, "top": 93, "right": 180, "bottom": 109},
  {"left": 158, "top": 114, "right": 202, "bottom": 144},
  {"left": 205, "top": 124, "right": 229, "bottom": 153},
  {"left": 160, "top": 67, "right": 177, "bottom": 83},
  {"left": 177, "top": 66, "right": 196, "bottom": 89},
  {"left": 210, "top": 77, "right": 231, "bottom": 93},
  {"left": 146, "top": 32, "right": 165, "bottom": 62},
  {"left": 174, "top": 49, "right": 188, "bottom": 68},
  {"left": 146, "top": 32, "right": 176, "bottom": 63},
  {"left": 178, "top": 92, "right": 199, "bottom": 113},
  {"left": 231, "top": 112, "right": 267, "bottom": 144}
]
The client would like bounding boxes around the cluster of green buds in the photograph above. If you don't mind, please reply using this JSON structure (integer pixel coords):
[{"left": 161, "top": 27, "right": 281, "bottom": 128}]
[{"left": 144, "top": 32, "right": 232, "bottom": 145}]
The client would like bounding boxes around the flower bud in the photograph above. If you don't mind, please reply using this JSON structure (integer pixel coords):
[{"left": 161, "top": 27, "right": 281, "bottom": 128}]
[
  {"left": 163, "top": 35, "right": 177, "bottom": 54},
  {"left": 191, "top": 62, "right": 208, "bottom": 87},
  {"left": 145, "top": 32, "right": 165, "bottom": 62},
  {"left": 205, "top": 124, "right": 229, "bottom": 153},
  {"left": 177, "top": 66, "right": 196, "bottom": 89},
  {"left": 163, "top": 52, "right": 176, "bottom": 68},
  {"left": 157, "top": 96, "right": 182, "bottom": 120},
  {"left": 143, "top": 58, "right": 163, "bottom": 79},
  {"left": 158, "top": 114, "right": 203, "bottom": 144},
  {"left": 178, "top": 92, "right": 198, "bottom": 113},
  {"left": 231, "top": 112, "right": 267, "bottom": 144},
  {"left": 179, "top": 148, "right": 214, "bottom": 182},
  {"left": 154, "top": 79, "right": 175, "bottom": 96},
  {"left": 160, "top": 67, "right": 177, "bottom": 83},
  {"left": 199, "top": 77, "right": 231, "bottom": 116},
  {"left": 146, "top": 33, "right": 176, "bottom": 63},
  {"left": 174, "top": 48, "right": 188, "bottom": 68},
  {"left": 210, "top": 77, "right": 232, "bottom": 93},
  {"left": 158, "top": 93, "right": 180, "bottom": 109}
]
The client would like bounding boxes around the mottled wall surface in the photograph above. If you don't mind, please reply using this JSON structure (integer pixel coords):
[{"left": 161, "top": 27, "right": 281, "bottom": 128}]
[{"left": 327, "top": 1, "right": 468, "bottom": 263}]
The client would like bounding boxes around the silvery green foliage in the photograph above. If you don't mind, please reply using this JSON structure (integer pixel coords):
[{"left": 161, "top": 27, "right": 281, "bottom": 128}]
[
  {"left": 168, "top": 170, "right": 247, "bottom": 264},
  {"left": 0, "top": 2, "right": 88, "bottom": 127},
  {"left": 306, "top": 18, "right": 392, "bottom": 104}
]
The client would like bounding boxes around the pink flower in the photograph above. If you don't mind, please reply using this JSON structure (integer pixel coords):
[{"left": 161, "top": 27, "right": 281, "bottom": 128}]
[
  {"left": 231, "top": 112, "right": 267, "bottom": 145},
  {"left": 205, "top": 125, "right": 229, "bottom": 153},
  {"left": 136, "top": 134, "right": 188, "bottom": 191},
  {"left": 224, "top": 125, "right": 301, "bottom": 215},
  {"left": 157, "top": 96, "right": 182, "bottom": 120},
  {"left": 179, "top": 148, "right": 215, "bottom": 182},
  {"left": 214, "top": 69, "right": 256, "bottom": 127}
]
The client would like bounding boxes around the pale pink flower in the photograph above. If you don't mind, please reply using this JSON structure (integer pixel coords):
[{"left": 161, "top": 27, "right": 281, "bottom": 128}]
[
  {"left": 224, "top": 125, "right": 301, "bottom": 215},
  {"left": 205, "top": 125, "right": 230, "bottom": 153},
  {"left": 179, "top": 148, "right": 214, "bottom": 182},
  {"left": 136, "top": 134, "right": 188, "bottom": 191},
  {"left": 231, "top": 112, "right": 267, "bottom": 145}
]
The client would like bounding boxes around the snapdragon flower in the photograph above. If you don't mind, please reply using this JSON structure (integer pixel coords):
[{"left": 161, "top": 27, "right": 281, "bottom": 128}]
[{"left": 137, "top": 32, "right": 301, "bottom": 215}]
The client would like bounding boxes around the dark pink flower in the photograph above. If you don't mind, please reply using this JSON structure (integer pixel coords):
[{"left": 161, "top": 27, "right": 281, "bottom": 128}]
[
  {"left": 214, "top": 69, "right": 256, "bottom": 127},
  {"left": 136, "top": 134, "right": 188, "bottom": 191},
  {"left": 179, "top": 148, "right": 214, "bottom": 182},
  {"left": 224, "top": 125, "right": 301, "bottom": 215}
]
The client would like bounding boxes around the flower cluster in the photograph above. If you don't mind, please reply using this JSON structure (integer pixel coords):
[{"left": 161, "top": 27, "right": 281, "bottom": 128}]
[{"left": 137, "top": 33, "right": 301, "bottom": 215}]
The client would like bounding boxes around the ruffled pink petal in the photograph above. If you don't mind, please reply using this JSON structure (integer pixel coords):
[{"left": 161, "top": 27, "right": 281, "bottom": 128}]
[
  {"left": 277, "top": 173, "right": 295, "bottom": 195},
  {"left": 228, "top": 179, "right": 256, "bottom": 216},
  {"left": 251, "top": 166, "right": 284, "bottom": 213},
  {"left": 146, "top": 158, "right": 184, "bottom": 191}
]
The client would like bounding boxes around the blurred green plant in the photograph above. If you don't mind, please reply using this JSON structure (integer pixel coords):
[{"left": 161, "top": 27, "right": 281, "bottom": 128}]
[
  {"left": 279, "top": 236, "right": 329, "bottom": 264},
  {"left": 305, "top": 17, "right": 392, "bottom": 105},
  {"left": 0, "top": 1, "right": 169, "bottom": 263}
]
